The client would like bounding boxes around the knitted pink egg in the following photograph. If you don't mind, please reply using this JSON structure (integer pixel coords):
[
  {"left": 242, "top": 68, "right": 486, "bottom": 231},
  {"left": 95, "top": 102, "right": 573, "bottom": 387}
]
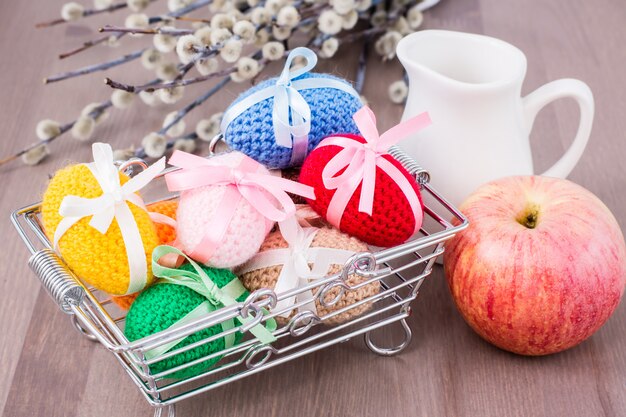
[{"left": 172, "top": 152, "right": 275, "bottom": 268}]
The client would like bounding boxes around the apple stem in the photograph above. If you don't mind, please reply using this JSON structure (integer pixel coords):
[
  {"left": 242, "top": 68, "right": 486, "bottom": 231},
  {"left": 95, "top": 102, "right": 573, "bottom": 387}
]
[
  {"left": 525, "top": 212, "right": 538, "bottom": 228},
  {"left": 517, "top": 205, "right": 540, "bottom": 229}
]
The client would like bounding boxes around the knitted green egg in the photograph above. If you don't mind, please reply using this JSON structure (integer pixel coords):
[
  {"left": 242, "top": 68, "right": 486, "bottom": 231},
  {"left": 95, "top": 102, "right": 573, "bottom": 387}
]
[{"left": 124, "top": 263, "right": 247, "bottom": 379}]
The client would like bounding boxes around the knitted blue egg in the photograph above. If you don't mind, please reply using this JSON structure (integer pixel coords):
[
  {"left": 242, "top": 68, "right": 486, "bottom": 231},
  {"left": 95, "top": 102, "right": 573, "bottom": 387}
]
[{"left": 222, "top": 72, "right": 363, "bottom": 169}]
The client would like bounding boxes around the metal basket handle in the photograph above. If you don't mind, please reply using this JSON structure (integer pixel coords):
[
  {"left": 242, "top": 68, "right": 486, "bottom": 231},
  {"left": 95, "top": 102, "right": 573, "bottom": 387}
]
[
  {"left": 28, "top": 248, "right": 84, "bottom": 314},
  {"left": 388, "top": 146, "right": 430, "bottom": 186}
]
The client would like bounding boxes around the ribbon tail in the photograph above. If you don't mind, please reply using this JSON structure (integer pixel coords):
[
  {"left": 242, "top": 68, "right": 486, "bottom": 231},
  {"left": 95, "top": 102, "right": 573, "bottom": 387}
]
[
  {"left": 238, "top": 314, "right": 277, "bottom": 344},
  {"left": 122, "top": 157, "right": 166, "bottom": 194},
  {"left": 262, "top": 175, "right": 316, "bottom": 200},
  {"left": 149, "top": 211, "right": 177, "bottom": 228},
  {"left": 239, "top": 184, "right": 293, "bottom": 222},
  {"left": 273, "top": 261, "right": 301, "bottom": 318},
  {"left": 89, "top": 206, "right": 115, "bottom": 234},
  {"left": 358, "top": 151, "right": 377, "bottom": 216},
  {"left": 189, "top": 186, "right": 241, "bottom": 264},
  {"left": 221, "top": 318, "right": 236, "bottom": 349},
  {"left": 152, "top": 245, "right": 199, "bottom": 277},
  {"left": 353, "top": 107, "right": 380, "bottom": 145},
  {"left": 296, "top": 290, "right": 318, "bottom": 316},
  {"left": 272, "top": 88, "right": 294, "bottom": 148},
  {"left": 326, "top": 167, "right": 363, "bottom": 229},
  {"left": 321, "top": 146, "right": 361, "bottom": 189},
  {"left": 378, "top": 111, "right": 432, "bottom": 150},
  {"left": 377, "top": 158, "right": 424, "bottom": 235},
  {"left": 290, "top": 133, "right": 309, "bottom": 166},
  {"left": 116, "top": 203, "right": 148, "bottom": 294},
  {"left": 277, "top": 215, "right": 301, "bottom": 246},
  {"left": 219, "top": 281, "right": 277, "bottom": 345}
]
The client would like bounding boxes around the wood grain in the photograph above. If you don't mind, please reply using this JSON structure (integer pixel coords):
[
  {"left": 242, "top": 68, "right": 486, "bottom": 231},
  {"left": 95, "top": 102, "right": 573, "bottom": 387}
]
[{"left": 1, "top": 0, "right": 626, "bottom": 416}]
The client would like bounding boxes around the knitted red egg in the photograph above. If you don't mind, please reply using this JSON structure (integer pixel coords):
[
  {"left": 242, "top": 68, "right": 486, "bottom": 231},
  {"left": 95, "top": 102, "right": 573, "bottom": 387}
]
[{"left": 300, "top": 133, "right": 424, "bottom": 247}]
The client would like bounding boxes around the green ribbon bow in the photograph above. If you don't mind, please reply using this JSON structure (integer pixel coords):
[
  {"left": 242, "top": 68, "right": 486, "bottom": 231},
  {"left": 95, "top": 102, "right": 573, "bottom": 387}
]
[{"left": 145, "top": 245, "right": 277, "bottom": 360}]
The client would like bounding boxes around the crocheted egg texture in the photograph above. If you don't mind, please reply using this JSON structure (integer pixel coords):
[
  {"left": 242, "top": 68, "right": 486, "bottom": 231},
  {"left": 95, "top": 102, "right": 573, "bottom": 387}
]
[
  {"left": 223, "top": 73, "right": 362, "bottom": 169},
  {"left": 238, "top": 227, "right": 380, "bottom": 325},
  {"left": 147, "top": 199, "right": 179, "bottom": 244},
  {"left": 175, "top": 152, "right": 274, "bottom": 268},
  {"left": 299, "top": 134, "right": 424, "bottom": 248},
  {"left": 42, "top": 164, "right": 159, "bottom": 295},
  {"left": 111, "top": 293, "right": 138, "bottom": 311},
  {"left": 124, "top": 263, "right": 248, "bottom": 379}
]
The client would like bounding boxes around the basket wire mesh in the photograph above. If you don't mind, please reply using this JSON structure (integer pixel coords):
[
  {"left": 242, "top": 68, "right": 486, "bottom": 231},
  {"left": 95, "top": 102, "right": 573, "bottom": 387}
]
[{"left": 11, "top": 147, "right": 467, "bottom": 416}]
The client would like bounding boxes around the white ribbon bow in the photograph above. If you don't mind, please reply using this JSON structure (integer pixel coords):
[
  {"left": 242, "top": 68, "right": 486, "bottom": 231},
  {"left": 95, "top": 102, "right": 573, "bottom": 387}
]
[
  {"left": 54, "top": 143, "right": 166, "bottom": 294},
  {"left": 238, "top": 216, "right": 356, "bottom": 318}
]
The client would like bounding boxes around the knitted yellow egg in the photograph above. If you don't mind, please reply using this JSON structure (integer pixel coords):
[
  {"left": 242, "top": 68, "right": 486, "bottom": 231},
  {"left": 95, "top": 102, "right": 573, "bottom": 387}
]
[
  {"left": 239, "top": 227, "right": 380, "bottom": 325},
  {"left": 42, "top": 163, "right": 159, "bottom": 295}
]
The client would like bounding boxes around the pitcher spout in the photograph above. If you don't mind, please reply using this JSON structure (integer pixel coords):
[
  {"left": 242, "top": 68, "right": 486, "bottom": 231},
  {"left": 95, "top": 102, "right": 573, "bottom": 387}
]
[{"left": 397, "top": 30, "right": 527, "bottom": 90}]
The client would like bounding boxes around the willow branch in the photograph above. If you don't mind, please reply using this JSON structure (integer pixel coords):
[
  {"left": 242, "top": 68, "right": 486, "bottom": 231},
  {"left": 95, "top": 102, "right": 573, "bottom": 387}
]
[
  {"left": 104, "top": 56, "right": 197, "bottom": 92},
  {"left": 340, "top": 26, "right": 386, "bottom": 44},
  {"left": 173, "top": 16, "right": 211, "bottom": 23},
  {"left": 105, "top": 43, "right": 231, "bottom": 93},
  {"left": 300, "top": 3, "right": 328, "bottom": 19},
  {"left": 99, "top": 25, "right": 193, "bottom": 36},
  {"left": 0, "top": 101, "right": 112, "bottom": 166},
  {"left": 103, "top": 60, "right": 201, "bottom": 93},
  {"left": 36, "top": 2, "right": 130, "bottom": 28},
  {"left": 145, "top": 0, "right": 212, "bottom": 27},
  {"left": 59, "top": 33, "right": 125, "bottom": 60},
  {"left": 106, "top": 60, "right": 238, "bottom": 93},
  {"left": 59, "top": 0, "right": 212, "bottom": 59},
  {"left": 105, "top": 25, "right": 272, "bottom": 93},
  {"left": 153, "top": 46, "right": 261, "bottom": 136},
  {"left": 157, "top": 76, "right": 232, "bottom": 136},
  {"left": 60, "top": 31, "right": 131, "bottom": 60},
  {"left": 44, "top": 49, "right": 146, "bottom": 84},
  {"left": 135, "top": 132, "right": 199, "bottom": 159},
  {"left": 104, "top": 74, "right": 163, "bottom": 92},
  {"left": 355, "top": 40, "right": 368, "bottom": 94}
]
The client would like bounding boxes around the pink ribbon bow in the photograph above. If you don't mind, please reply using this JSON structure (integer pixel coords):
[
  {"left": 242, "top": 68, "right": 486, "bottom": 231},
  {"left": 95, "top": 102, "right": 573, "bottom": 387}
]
[
  {"left": 319, "top": 106, "right": 431, "bottom": 235},
  {"left": 165, "top": 151, "right": 315, "bottom": 263}
]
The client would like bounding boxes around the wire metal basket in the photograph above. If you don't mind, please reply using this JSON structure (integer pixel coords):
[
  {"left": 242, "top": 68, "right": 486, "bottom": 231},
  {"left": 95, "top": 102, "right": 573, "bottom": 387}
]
[{"left": 11, "top": 146, "right": 467, "bottom": 417}]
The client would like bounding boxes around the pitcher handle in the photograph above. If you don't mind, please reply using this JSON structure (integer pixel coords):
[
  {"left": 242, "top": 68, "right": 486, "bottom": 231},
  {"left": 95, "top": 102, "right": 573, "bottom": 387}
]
[{"left": 523, "top": 78, "right": 594, "bottom": 178}]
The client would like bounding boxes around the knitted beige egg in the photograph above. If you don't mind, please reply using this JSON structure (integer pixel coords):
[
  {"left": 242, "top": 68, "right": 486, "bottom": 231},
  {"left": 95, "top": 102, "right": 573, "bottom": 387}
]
[{"left": 238, "top": 227, "right": 380, "bottom": 325}]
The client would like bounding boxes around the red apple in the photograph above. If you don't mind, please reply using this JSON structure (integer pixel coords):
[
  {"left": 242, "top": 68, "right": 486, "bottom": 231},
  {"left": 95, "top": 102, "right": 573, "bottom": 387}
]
[{"left": 444, "top": 176, "right": 626, "bottom": 355}]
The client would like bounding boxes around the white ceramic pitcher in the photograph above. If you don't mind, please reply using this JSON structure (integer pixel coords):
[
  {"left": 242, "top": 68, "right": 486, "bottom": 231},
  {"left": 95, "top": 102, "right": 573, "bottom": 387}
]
[{"left": 396, "top": 30, "right": 594, "bottom": 207}]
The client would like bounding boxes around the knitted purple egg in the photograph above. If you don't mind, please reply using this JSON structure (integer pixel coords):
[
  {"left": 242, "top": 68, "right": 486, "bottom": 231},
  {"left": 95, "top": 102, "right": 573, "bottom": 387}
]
[
  {"left": 172, "top": 152, "right": 274, "bottom": 268},
  {"left": 220, "top": 48, "right": 363, "bottom": 170}
]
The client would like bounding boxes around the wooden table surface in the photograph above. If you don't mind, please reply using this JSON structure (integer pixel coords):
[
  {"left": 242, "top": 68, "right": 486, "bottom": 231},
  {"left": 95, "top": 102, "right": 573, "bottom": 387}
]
[{"left": 2, "top": 0, "right": 625, "bottom": 416}]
